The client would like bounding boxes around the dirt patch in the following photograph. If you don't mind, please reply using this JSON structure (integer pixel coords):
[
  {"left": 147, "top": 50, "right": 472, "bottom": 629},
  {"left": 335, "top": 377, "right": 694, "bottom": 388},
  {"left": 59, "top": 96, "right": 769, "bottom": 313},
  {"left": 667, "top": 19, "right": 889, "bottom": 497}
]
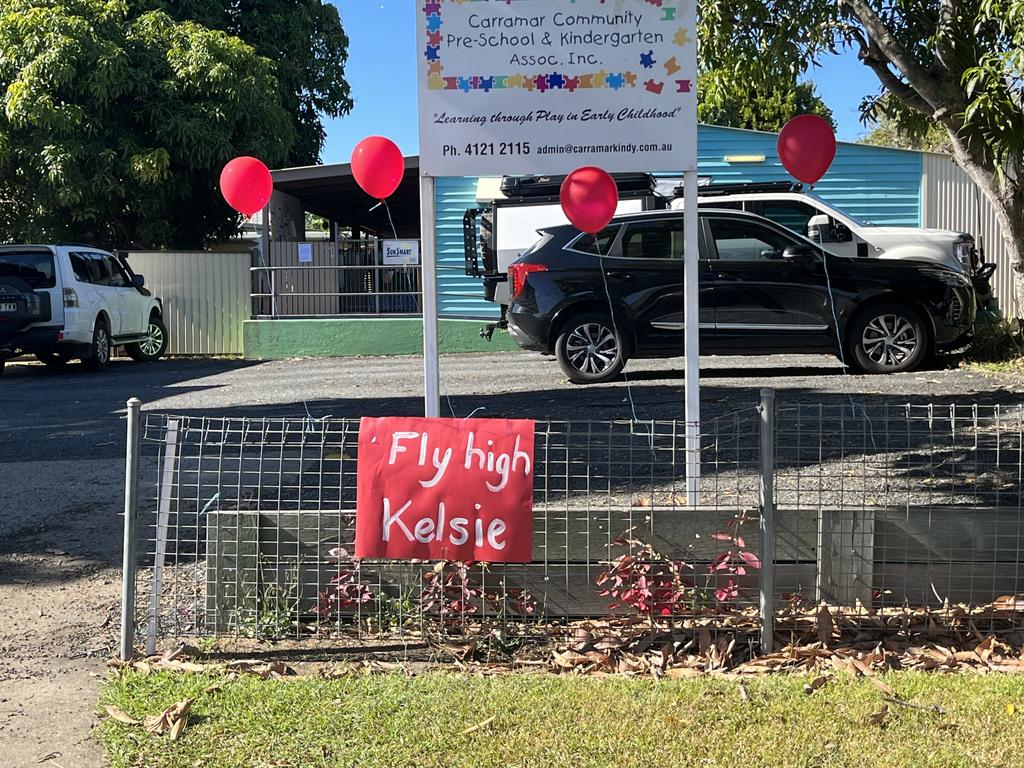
[{"left": 0, "top": 460, "right": 123, "bottom": 768}]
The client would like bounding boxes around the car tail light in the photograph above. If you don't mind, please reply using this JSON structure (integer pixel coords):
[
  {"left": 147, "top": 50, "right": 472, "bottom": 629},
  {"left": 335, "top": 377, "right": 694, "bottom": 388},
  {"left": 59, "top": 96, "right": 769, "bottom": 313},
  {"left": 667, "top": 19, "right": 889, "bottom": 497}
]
[
  {"left": 63, "top": 288, "right": 78, "bottom": 308},
  {"left": 509, "top": 263, "right": 547, "bottom": 300}
]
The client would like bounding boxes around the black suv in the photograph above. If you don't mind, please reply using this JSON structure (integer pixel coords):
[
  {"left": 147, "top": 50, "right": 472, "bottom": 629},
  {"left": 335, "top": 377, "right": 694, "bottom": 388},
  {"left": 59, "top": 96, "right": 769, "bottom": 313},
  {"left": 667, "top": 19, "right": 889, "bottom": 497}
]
[{"left": 505, "top": 209, "right": 975, "bottom": 383}]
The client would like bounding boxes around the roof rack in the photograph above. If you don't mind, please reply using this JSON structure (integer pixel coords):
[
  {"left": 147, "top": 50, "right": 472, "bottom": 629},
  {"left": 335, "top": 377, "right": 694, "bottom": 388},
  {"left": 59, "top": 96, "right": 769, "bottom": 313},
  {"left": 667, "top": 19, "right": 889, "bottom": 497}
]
[{"left": 673, "top": 180, "right": 803, "bottom": 198}]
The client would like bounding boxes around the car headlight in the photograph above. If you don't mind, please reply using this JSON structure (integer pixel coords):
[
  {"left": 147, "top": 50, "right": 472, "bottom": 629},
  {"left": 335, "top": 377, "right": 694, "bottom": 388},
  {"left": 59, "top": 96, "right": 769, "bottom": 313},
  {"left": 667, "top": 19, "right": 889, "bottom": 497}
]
[{"left": 953, "top": 236, "right": 975, "bottom": 271}]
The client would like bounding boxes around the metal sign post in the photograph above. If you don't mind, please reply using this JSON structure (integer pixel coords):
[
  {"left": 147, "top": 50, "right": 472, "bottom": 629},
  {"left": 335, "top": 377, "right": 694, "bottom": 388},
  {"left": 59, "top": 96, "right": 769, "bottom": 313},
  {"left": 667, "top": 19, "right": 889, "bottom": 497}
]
[
  {"left": 683, "top": 170, "right": 701, "bottom": 504},
  {"left": 419, "top": 174, "right": 441, "bottom": 417}
]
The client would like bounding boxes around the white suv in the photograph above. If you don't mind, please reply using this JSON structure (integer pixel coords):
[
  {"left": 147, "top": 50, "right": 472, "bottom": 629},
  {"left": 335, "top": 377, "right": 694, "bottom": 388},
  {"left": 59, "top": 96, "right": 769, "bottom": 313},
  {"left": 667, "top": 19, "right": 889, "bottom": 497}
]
[
  {"left": 674, "top": 182, "right": 997, "bottom": 309},
  {"left": 0, "top": 245, "right": 167, "bottom": 376}
]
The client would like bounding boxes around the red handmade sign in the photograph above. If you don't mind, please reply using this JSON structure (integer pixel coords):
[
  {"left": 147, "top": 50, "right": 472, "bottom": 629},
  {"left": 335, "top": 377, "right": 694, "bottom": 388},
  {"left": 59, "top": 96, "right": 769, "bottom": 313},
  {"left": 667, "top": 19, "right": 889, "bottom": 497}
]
[{"left": 355, "top": 417, "right": 535, "bottom": 562}]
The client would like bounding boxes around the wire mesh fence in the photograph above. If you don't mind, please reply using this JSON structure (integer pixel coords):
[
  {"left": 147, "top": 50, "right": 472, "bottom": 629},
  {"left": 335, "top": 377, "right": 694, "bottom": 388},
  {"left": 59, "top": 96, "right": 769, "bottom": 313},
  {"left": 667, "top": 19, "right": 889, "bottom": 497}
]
[{"left": 125, "top": 395, "right": 1024, "bottom": 652}]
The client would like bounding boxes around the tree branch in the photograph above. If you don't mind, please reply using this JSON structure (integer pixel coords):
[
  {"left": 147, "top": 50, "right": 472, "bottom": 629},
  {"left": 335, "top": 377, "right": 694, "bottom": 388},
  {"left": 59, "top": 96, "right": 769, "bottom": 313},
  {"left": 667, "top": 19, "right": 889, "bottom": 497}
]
[
  {"left": 847, "top": 27, "right": 933, "bottom": 117},
  {"left": 838, "top": 0, "right": 955, "bottom": 112},
  {"left": 935, "top": 0, "right": 961, "bottom": 79}
]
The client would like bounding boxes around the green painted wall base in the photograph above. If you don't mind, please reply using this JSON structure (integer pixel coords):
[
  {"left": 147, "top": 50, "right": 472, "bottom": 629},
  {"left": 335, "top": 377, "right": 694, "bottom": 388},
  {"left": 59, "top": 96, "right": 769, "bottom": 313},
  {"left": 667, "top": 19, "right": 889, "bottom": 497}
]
[{"left": 242, "top": 318, "right": 518, "bottom": 360}]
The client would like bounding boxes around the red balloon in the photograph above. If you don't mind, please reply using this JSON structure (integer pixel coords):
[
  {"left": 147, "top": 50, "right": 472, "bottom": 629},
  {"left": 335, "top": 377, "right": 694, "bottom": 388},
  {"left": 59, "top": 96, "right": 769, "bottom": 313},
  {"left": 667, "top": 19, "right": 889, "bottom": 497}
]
[
  {"left": 351, "top": 137, "right": 405, "bottom": 200},
  {"left": 560, "top": 167, "right": 619, "bottom": 235},
  {"left": 220, "top": 157, "right": 273, "bottom": 217},
  {"left": 777, "top": 115, "right": 837, "bottom": 185}
]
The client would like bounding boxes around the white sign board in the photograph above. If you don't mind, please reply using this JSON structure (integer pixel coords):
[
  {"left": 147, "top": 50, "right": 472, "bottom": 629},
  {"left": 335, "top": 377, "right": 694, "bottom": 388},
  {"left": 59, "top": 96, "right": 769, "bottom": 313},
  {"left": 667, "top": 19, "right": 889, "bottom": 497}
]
[
  {"left": 417, "top": 0, "right": 697, "bottom": 176},
  {"left": 382, "top": 240, "right": 421, "bottom": 266},
  {"left": 297, "top": 242, "right": 313, "bottom": 264}
]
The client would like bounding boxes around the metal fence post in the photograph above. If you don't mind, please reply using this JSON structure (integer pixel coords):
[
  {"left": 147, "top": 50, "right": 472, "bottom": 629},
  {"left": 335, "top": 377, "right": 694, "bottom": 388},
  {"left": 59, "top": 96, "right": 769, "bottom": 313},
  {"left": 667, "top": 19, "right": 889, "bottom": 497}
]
[
  {"left": 120, "top": 398, "right": 142, "bottom": 660},
  {"left": 759, "top": 388, "right": 776, "bottom": 653}
]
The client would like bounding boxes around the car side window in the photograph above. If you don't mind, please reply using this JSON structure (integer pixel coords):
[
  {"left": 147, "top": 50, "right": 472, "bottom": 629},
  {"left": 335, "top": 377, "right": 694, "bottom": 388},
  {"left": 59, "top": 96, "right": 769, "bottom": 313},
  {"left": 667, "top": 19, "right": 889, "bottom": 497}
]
[
  {"left": 103, "top": 254, "right": 130, "bottom": 288},
  {"left": 70, "top": 252, "right": 93, "bottom": 283},
  {"left": 758, "top": 202, "right": 818, "bottom": 234},
  {"left": 709, "top": 218, "right": 797, "bottom": 261},
  {"left": 571, "top": 225, "right": 621, "bottom": 255},
  {"left": 619, "top": 218, "right": 684, "bottom": 260}
]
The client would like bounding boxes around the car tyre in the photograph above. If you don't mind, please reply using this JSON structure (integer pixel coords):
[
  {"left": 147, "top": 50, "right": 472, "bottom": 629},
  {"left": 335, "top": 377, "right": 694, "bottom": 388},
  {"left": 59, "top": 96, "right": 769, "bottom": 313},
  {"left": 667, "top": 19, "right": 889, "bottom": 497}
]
[
  {"left": 848, "top": 302, "right": 928, "bottom": 374},
  {"left": 555, "top": 312, "right": 629, "bottom": 384},
  {"left": 84, "top": 318, "right": 112, "bottom": 371},
  {"left": 126, "top": 314, "right": 168, "bottom": 362},
  {"left": 0, "top": 359, "right": 5, "bottom": 378}
]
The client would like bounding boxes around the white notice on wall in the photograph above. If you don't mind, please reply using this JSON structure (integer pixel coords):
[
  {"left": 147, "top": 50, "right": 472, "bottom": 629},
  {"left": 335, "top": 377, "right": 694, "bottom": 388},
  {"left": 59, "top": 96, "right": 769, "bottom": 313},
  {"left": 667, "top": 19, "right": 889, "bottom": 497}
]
[
  {"left": 382, "top": 240, "right": 421, "bottom": 266},
  {"left": 298, "top": 243, "right": 313, "bottom": 264},
  {"left": 417, "top": 0, "right": 697, "bottom": 177}
]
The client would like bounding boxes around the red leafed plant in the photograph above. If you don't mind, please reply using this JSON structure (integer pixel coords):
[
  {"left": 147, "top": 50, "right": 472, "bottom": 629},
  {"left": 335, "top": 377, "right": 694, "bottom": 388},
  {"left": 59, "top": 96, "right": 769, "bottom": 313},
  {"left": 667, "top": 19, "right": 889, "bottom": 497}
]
[
  {"left": 707, "top": 512, "right": 761, "bottom": 604},
  {"left": 596, "top": 533, "right": 694, "bottom": 618},
  {"left": 315, "top": 547, "right": 376, "bottom": 621},
  {"left": 420, "top": 561, "right": 483, "bottom": 626}
]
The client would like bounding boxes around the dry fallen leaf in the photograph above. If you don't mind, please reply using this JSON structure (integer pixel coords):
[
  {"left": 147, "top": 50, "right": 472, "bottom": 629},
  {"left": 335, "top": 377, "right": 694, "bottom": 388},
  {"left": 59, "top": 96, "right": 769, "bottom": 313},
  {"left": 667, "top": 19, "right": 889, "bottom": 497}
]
[
  {"left": 867, "top": 704, "right": 890, "bottom": 727},
  {"left": 144, "top": 698, "right": 192, "bottom": 740},
  {"left": 803, "top": 675, "right": 829, "bottom": 694},
  {"left": 460, "top": 715, "right": 496, "bottom": 735},
  {"left": 102, "top": 705, "right": 141, "bottom": 725}
]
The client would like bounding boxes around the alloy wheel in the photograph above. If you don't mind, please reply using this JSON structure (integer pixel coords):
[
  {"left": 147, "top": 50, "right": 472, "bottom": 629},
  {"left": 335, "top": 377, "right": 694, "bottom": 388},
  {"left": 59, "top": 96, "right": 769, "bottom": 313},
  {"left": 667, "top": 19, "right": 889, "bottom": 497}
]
[
  {"left": 139, "top": 322, "right": 164, "bottom": 357},
  {"left": 861, "top": 314, "right": 918, "bottom": 369},
  {"left": 565, "top": 322, "right": 619, "bottom": 375},
  {"left": 95, "top": 326, "right": 110, "bottom": 364}
]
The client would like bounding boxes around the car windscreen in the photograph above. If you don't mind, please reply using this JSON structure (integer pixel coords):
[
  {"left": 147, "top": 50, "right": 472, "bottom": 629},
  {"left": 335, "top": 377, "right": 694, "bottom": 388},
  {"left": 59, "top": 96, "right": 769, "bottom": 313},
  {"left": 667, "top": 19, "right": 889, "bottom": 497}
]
[{"left": 0, "top": 251, "right": 56, "bottom": 289}]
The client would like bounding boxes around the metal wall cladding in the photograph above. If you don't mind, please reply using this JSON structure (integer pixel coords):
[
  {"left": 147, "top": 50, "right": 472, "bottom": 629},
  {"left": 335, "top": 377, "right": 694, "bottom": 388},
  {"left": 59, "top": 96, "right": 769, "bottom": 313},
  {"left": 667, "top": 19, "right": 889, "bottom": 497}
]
[
  {"left": 126, "top": 251, "right": 250, "bottom": 356},
  {"left": 922, "top": 153, "right": 1014, "bottom": 314}
]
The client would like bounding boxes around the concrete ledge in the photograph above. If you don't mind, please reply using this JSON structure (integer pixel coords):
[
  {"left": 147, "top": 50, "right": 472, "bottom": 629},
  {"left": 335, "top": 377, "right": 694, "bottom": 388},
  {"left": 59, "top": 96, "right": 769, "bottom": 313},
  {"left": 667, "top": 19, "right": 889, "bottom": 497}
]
[{"left": 242, "top": 318, "right": 518, "bottom": 360}]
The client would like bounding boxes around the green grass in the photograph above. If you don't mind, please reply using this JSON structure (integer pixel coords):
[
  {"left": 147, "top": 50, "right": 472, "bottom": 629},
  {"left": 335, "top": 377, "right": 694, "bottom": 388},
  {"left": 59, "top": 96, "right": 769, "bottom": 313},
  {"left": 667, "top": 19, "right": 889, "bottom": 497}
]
[{"left": 99, "top": 670, "right": 1024, "bottom": 768}]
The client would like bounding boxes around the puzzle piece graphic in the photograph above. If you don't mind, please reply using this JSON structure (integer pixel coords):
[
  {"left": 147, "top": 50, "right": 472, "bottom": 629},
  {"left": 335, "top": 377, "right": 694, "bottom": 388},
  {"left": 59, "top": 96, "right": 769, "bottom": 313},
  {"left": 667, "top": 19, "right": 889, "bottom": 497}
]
[
  {"left": 506, "top": 74, "right": 524, "bottom": 88},
  {"left": 425, "top": 45, "right": 440, "bottom": 62},
  {"left": 664, "top": 56, "right": 681, "bottom": 76},
  {"left": 662, "top": 7, "right": 677, "bottom": 20},
  {"left": 594, "top": 70, "right": 608, "bottom": 87},
  {"left": 580, "top": 74, "right": 595, "bottom": 89},
  {"left": 423, "top": 2, "right": 440, "bottom": 14},
  {"left": 625, "top": 72, "right": 638, "bottom": 86},
  {"left": 493, "top": 76, "right": 508, "bottom": 89},
  {"left": 479, "top": 77, "right": 494, "bottom": 93},
  {"left": 640, "top": 51, "right": 656, "bottom": 69},
  {"left": 427, "top": 31, "right": 441, "bottom": 46},
  {"left": 428, "top": 61, "right": 443, "bottom": 76},
  {"left": 426, "top": 15, "right": 442, "bottom": 33},
  {"left": 676, "top": 79, "right": 693, "bottom": 93},
  {"left": 564, "top": 76, "right": 580, "bottom": 91},
  {"left": 534, "top": 74, "right": 549, "bottom": 93},
  {"left": 645, "top": 79, "right": 664, "bottom": 95},
  {"left": 547, "top": 73, "right": 565, "bottom": 89},
  {"left": 674, "top": 28, "right": 692, "bottom": 46},
  {"left": 427, "top": 73, "right": 444, "bottom": 90},
  {"left": 606, "top": 73, "right": 626, "bottom": 90},
  {"left": 443, "top": 77, "right": 458, "bottom": 90}
]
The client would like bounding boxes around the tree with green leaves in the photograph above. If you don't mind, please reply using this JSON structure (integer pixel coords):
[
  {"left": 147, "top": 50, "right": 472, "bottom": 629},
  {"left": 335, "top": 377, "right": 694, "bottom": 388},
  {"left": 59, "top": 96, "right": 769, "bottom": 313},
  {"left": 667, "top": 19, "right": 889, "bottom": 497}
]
[
  {"left": 700, "top": 63, "right": 835, "bottom": 133},
  {"left": 703, "top": 0, "right": 1024, "bottom": 314},
  {"left": 859, "top": 97, "right": 953, "bottom": 153},
  {"left": 0, "top": 0, "right": 351, "bottom": 248},
  {"left": 138, "top": 0, "right": 353, "bottom": 166}
]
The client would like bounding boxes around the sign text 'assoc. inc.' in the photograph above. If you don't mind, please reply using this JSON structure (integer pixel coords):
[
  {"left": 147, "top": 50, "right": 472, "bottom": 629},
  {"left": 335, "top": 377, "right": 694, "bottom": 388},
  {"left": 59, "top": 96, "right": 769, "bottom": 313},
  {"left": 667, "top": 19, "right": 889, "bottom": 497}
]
[
  {"left": 417, "top": 0, "right": 697, "bottom": 176},
  {"left": 355, "top": 417, "right": 535, "bottom": 562}
]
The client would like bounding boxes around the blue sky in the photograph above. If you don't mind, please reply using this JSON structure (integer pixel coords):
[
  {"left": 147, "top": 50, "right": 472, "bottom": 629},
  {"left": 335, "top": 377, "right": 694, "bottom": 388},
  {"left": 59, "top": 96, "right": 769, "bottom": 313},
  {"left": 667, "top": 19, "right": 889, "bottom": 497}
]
[{"left": 322, "top": 1, "right": 882, "bottom": 165}]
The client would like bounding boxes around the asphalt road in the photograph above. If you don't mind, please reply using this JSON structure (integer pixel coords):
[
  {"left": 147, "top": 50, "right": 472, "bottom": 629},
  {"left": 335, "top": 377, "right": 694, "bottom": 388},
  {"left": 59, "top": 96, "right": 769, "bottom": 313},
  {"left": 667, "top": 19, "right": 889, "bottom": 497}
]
[{"left": 1, "top": 351, "right": 1020, "bottom": 465}]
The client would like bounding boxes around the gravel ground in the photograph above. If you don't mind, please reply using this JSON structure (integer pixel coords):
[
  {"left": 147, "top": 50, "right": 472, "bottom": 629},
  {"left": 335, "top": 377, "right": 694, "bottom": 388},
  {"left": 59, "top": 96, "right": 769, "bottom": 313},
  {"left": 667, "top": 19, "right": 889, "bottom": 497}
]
[{"left": 1, "top": 351, "right": 1022, "bottom": 767}]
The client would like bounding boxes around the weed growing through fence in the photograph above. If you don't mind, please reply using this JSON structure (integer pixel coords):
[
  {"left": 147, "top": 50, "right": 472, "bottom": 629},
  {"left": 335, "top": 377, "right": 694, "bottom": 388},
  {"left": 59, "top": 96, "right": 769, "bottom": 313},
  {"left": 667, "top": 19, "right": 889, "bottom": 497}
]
[
  {"left": 230, "top": 557, "right": 300, "bottom": 640},
  {"left": 315, "top": 548, "right": 377, "bottom": 626}
]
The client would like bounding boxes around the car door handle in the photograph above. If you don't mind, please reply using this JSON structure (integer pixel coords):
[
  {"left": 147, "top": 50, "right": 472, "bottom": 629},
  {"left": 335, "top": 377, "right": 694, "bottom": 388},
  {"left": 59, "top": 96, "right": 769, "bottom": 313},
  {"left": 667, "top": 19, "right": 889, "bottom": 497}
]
[{"left": 606, "top": 271, "right": 633, "bottom": 279}]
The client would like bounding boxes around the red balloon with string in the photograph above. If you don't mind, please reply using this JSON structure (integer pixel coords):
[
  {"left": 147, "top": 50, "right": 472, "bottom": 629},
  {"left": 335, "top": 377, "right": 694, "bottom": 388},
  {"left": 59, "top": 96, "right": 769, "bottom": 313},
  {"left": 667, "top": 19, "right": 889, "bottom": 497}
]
[
  {"left": 351, "top": 137, "right": 405, "bottom": 200},
  {"left": 220, "top": 157, "right": 273, "bottom": 217},
  {"left": 560, "top": 167, "right": 619, "bottom": 234},
  {"left": 777, "top": 115, "right": 837, "bottom": 185}
]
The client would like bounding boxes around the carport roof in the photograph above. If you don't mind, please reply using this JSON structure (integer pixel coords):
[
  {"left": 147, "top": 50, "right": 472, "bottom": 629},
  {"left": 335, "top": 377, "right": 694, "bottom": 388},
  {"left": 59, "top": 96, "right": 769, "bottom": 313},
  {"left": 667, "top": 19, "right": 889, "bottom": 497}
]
[{"left": 271, "top": 156, "right": 423, "bottom": 238}]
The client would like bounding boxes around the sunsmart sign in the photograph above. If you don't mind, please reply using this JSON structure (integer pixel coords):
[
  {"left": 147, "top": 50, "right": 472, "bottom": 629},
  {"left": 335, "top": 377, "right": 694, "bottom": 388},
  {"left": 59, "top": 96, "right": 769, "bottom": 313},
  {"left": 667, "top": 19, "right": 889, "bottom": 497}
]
[
  {"left": 417, "top": 0, "right": 697, "bottom": 176},
  {"left": 381, "top": 240, "right": 421, "bottom": 266},
  {"left": 355, "top": 417, "right": 535, "bottom": 562}
]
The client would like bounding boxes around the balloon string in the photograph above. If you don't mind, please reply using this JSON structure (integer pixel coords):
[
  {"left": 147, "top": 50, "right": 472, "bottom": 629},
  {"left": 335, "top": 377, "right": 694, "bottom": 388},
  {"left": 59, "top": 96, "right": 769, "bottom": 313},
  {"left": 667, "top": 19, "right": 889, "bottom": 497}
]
[{"left": 383, "top": 200, "right": 399, "bottom": 240}]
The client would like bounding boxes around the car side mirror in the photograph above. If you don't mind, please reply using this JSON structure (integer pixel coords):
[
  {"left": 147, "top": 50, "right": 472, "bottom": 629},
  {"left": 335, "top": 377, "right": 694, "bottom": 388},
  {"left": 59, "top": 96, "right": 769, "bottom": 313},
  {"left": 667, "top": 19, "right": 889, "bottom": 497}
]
[
  {"left": 806, "top": 214, "right": 835, "bottom": 243},
  {"left": 833, "top": 222, "right": 853, "bottom": 243},
  {"left": 783, "top": 245, "right": 819, "bottom": 262},
  {"left": 131, "top": 274, "right": 145, "bottom": 289}
]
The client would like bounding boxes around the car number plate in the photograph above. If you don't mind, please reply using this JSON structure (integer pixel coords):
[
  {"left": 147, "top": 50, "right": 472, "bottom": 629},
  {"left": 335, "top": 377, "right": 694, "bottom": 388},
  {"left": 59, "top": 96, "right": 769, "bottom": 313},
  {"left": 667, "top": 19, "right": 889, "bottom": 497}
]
[{"left": 0, "top": 302, "right": 18, "bottom": 313}]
